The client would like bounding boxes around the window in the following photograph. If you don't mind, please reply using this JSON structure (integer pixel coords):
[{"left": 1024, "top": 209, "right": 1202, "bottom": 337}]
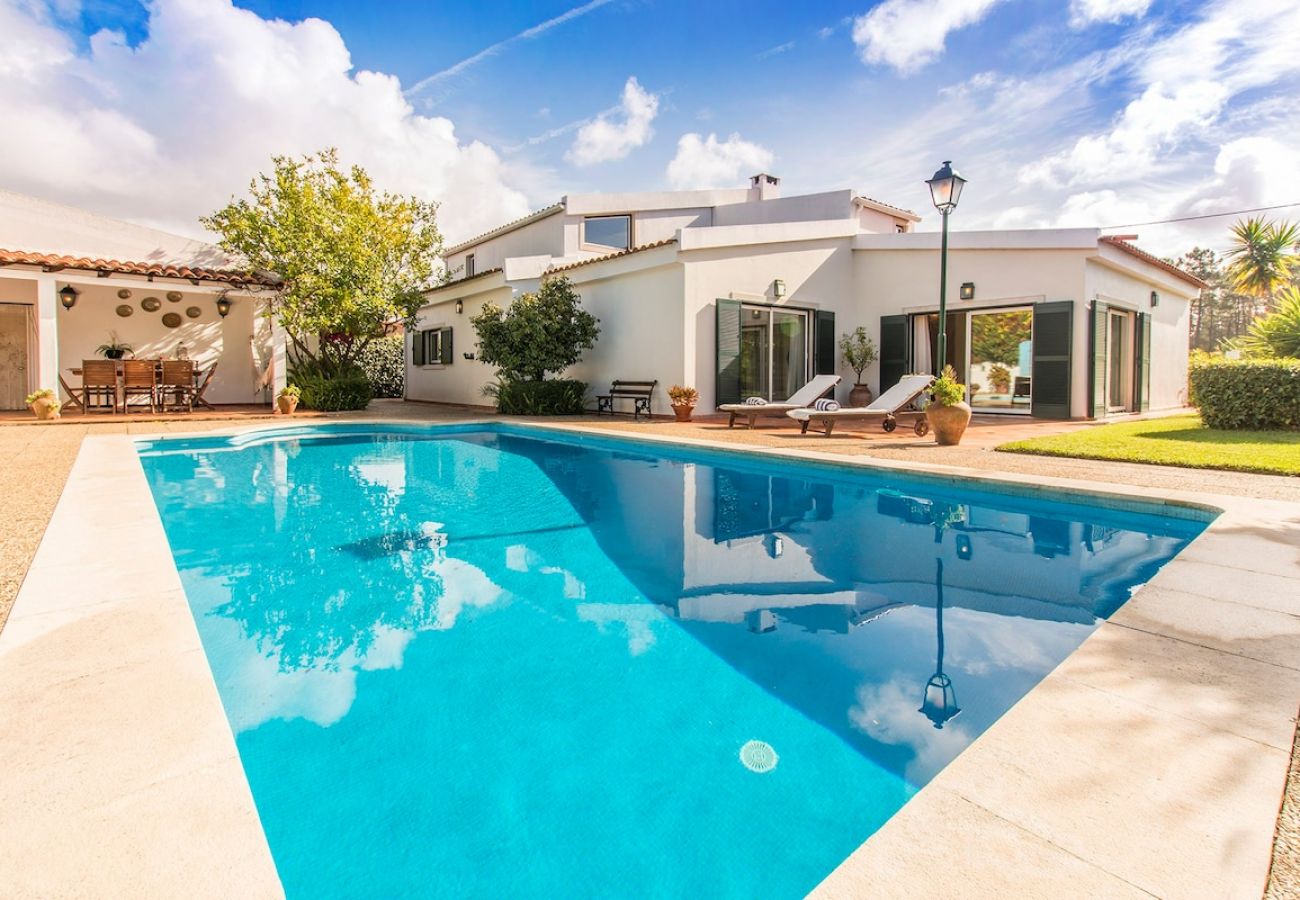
[
  {"left": 465, "top": 254, "right": 475, "bottom": 278},
  {"left": 411, "top": 327, "right": 453, "bottom": 366},
  {"left": 583, "top": 215, "right": 631, "bottom": 251}
]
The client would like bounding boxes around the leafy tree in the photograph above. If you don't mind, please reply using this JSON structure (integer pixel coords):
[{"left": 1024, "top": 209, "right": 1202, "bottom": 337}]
[
  {"left": 1230, "top": 287, "right": 1300, "bottom": 358},
  {"left": 202, "top": 149, "right": 442, "bottom": 378},
  {"left": 1225, "top": 217, "right": 1299, "bottom": 309},
  {"left": 470, "top": 276, "right": 600, "bottom": 381},
  {"left": 1173, "top": 247, "right": 1257, "bottom": 351},
  {"left": 970, "top": 310, "right": 1031, "bottom": 366}
]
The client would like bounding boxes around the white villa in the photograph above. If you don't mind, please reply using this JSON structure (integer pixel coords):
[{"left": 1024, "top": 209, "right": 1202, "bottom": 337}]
[
  {"left": 408, "top": 174, "right": 1204, "bottom": 420},
  {"left": 0, "top": 191, "right": 282, "bottom": 411}
]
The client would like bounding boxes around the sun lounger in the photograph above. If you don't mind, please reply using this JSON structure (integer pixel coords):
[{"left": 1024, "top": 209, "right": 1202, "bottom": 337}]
[
  {"left": 717, "top": 374, "right": 842, "bottom": 428},
  {"left": 787, "top": 374, "right": 936, "bottom": 436}
]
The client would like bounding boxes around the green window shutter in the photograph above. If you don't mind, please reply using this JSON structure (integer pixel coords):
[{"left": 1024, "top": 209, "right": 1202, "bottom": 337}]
[
  {"left": 1089, "top": 302, "right": 1108, "bottom": 418},
  {"left": 440, "top": 327, "right": 454, "bottom": 365},
  {"left": 1135, "top": 312, "right": 1151, "bottom": 412},
  {"left": 1031, "top": 301, "right": 1074, "bottom": 420},
  {"left": 412, "top": 330, "right": 426, "bottom": 366},
  {"left": 814, "top": 310, "right": 836, "bottom": 376},
  {"left": 716, "top": 299, "right": 742, "bottom": 405},
  {"left": 878, "top": 315, "right": 910, "bottom": 394}
]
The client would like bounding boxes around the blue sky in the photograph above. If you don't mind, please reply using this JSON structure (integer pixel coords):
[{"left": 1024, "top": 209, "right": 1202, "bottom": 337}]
[{"left": 2, "top": 0, "right": 1297, "bottom": 253}]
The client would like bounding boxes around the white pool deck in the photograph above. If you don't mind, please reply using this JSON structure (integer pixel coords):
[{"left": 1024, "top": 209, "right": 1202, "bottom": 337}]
[{"left": 1, "top": 418, "right": 1298, "bottom": 898}]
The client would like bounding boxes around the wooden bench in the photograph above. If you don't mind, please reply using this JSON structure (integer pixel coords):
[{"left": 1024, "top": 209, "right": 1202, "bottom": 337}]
[{"left": 596, "top": 380, "right": 657, "bottom": 420}]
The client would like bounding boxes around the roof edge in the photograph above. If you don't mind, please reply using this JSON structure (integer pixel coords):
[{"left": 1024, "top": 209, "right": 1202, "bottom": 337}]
[
  {"left": 444, "top": 203, "right": 565, "bottom": 256},
  {"left": 1098, "top": 236, "right": 1207, "bottom": 289}
]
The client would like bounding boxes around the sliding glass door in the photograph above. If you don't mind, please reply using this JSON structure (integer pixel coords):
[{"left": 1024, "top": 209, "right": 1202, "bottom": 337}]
[
  {"left": 969, "top": 308, "right": 1033, "bottom": 414},
  {"left": 738, "top": 305, "right": 809, "bottom": 401}
]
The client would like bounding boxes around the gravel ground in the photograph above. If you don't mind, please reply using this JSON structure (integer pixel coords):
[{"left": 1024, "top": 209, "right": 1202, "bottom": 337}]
[{"left": 1, "top": 403, "right": 1295, "bottom": 896}]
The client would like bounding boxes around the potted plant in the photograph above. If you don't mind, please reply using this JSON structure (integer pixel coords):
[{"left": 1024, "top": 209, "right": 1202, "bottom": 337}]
[
  {"left": 668, "top": 385, "right": 698, "bottom": 422},
  {"left": 988, "top": 364, "right": 1011, "bottom": 395},
  {"left": 839, "top": 327, "right": 878, "bottom": 407},
  {"left": 26, "top": 388, "right": 61, "bottom": 421},
  {"left": 96, "top": 332, "right": 133, "bottom": 360},
  {"left": 277, "top": 384, "right": 301, "bottom": 415},
  {"left": 925, "top": 365, "right": 972, "bottom": 446}
]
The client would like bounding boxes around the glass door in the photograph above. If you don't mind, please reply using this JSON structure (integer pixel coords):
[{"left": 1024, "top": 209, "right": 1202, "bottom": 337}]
[
  {"left": 1108, "top": 311, "right": 1130, "bottom": 412},
  {"left": 968, "top": 308, "right": 1033, "bottom": 414},
  {"left": 738, "top": 305, "right": 809, "bottom": 401}
]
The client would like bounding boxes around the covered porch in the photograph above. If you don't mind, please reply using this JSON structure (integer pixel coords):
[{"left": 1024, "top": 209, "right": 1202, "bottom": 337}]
[{"left": 0, "top": 252, "right": 286, "bottom": 414}]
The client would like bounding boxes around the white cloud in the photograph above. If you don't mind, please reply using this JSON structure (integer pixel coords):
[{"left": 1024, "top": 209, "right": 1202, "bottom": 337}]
[
  {"left": 1069, "top": 0, "right": 1151, "bottom": 27},
  {"left": 566, "top": 76, "right": 660, "bottom": 166},
  {"left": 851, "top": 0, "right": 1003, "bottom": 74},
  {"left": 666, "top": 133, "right": 774, "bottom": 190},
  {"left": 757, "top": 40, "right": 795, "bottom": 59},
  {"left": 0, "top": 0, "right": 531, "bottom": 244}
]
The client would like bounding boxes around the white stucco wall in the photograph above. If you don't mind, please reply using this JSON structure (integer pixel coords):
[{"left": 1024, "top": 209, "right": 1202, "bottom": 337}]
[
  {"left": 406, "top": 283, "right": 514, "bottom": 408},
  {"left": 54, "top": 283, "right": 266, "bottom": 405},
  {"left": 444, "top": 212, "right": 565, "bottom": 278}
]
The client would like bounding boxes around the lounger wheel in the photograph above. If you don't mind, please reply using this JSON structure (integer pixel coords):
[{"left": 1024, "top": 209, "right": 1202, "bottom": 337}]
[
  {"left": 914, "top": 419, "right": 930, "bottom": 437},
  {"left": 882, "top": 417, "right": 897, "bottom": 433}
]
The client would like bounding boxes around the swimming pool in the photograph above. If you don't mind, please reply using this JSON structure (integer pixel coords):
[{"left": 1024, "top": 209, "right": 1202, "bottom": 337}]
[{"left": 137, "top": 424, "right": 1209, "bottom": 898}]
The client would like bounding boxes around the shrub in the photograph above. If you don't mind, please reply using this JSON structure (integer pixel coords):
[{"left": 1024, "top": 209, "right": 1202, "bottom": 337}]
[
  {"left": 470, "top": 276, "right": 599, "bottom": 381},
  {"left": 1190, "top": 359, "right": 1300, "bottom": 430},
  {"left": 930, "top": 365, "right": 966, "bottom": 406},
  {"left": 295, "top": 371, "right": 373, "bottom": 411},
  {"left": 1228, "top": 286, "right": 1300, "bottom": 359},
  {"left": 357, "top": 334, "right": 404, "bottom": 398},
  {"left": 488, "top": 379, "right": 587, "bottom": 415}
]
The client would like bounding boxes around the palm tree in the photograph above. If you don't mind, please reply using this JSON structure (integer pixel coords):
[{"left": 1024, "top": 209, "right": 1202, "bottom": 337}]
[
  {"left": 1224, "top": 217, "right": 1300, "bottom": 310},
  {"left": 1231, "top": 286, "right": 1300, "bottom": 358}
]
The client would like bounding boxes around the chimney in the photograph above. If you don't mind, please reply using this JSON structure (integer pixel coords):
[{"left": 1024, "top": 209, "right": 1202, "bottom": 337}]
[{"left": 748, "top": 173, "right": 781, "bottom": 201}]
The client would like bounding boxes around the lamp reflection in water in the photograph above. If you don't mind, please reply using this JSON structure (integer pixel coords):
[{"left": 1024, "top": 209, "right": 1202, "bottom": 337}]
[{"left": 920, "top": 558, "right": 962, "bottom": 729}]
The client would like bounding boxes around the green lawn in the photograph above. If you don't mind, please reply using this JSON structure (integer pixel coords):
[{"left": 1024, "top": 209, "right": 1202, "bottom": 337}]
[{"left": 998, "top": 414, "right": 1300, "bottom": 476}]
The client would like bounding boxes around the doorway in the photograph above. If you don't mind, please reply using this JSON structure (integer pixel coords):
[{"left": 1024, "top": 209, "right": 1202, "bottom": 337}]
[
  {"left": 0, "top": 304, "right": 33, "bottom": 410},
  {"left": 968, "top": 307, "right": 1033, "bottom": 414},
  {"left": 1107, "top": 309, "right": 1132, "bottom": 413},
  {"left": 738, "top": 305, "right": 809, "bottom": 401}
]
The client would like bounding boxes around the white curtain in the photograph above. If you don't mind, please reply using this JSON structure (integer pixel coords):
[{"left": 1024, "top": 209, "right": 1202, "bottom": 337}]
[{"left": 912, "top": 314, "right": 932, "bottom": 375}]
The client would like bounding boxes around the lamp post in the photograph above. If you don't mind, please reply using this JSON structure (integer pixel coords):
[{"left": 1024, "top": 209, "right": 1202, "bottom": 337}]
[
  {"left": 925, "top": 161, "right": 967, "bottom": 374},
  {"left": 920, "top": 558, "right": 961, "bottom": 729}
]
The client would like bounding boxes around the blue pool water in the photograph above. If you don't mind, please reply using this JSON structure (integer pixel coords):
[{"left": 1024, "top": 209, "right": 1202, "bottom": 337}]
[{"left": 137, "top": 424, "right": 1208, "bottom": 898}]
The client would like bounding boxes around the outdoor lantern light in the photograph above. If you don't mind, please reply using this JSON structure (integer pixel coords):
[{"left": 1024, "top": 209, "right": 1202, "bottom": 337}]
[
  {"left": 920, "top": 559, "right": 961, "bottom": 729},
  {"left": 215, "top": 296, "right": 232, "bottom": 318},
  {"left": 455, "top": 299, "right": 464, "bottom": 314},
  {"left": 58, "top": 284, "right": 79, "bottom": 310},
  {"left": 773, "top": 278, "right": 786, "bottom": 299},
  {"left": 1150, "top": 290, "right": 1160, "bottom": 308},
  {"left": 960, "top": 282, "right": 975, "bottom": 300},
  {"left": 925, "top": 161, "right": 967, "bottom": 371},
  {"left": 956, "top": 534, "right": 973, "bottom": 560}
]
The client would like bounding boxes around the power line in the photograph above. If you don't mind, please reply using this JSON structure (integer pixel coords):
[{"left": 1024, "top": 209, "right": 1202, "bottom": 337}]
[{"left": 1101, "top": 201, "right": 1300, "bottom": 230}]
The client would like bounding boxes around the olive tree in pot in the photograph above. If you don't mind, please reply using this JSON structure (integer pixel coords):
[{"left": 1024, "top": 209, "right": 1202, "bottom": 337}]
[
  {"left": 925, "top": 365, "right": 972, "bottom": 445},
  {"left": 839, "top": 328, "right": 878, "bottom": 407},
  {"left": 668, "top": 385, "right": 698, "bottom": 422}
]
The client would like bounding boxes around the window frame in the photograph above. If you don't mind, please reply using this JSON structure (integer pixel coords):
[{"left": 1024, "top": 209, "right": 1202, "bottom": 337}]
[
  {"left": 464, "top": 253, "right": 475, "bottom": 278},
  {"left": 413, "top": 326, "right": 453, "bottom": 367},
  {"left": 581, "top": 214, "right": 634, "bottom": 252}
]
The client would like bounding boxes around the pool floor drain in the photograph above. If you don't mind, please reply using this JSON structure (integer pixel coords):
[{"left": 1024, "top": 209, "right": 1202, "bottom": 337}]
[{"left": 740, "top": 740, "right": 778, "bottom": 773}]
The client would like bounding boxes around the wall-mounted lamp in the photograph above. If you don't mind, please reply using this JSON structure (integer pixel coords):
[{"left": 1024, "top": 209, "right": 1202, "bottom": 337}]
[
  {"left": 956, "top": 534, "right": 973, "bottom": 561},
  {"left": 58, "top": 284, "right": 79, "bottom": 310},
  {"left": 455, "top": 299, "right": 464, "bottom": 314},
  {"left": 772, "top": 278, "right": 786, "bottom": 299},
  {"left": 215, "top": 296, "right": 232, "bottom": 318},
  {"left": 959, "top": 282, "right": 975, "bottom": 300},
  {"left": 1150, "top": 290, "right": 1159, "bottom": 308}
]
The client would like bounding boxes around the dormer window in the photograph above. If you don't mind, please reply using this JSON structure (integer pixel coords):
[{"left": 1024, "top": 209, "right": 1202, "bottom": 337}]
[{"left": 583, "top": 215, "right": 631, "bottom": 251}]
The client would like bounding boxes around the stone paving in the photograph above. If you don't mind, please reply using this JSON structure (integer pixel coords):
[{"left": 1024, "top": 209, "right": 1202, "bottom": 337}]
[{"left": 1, "top": 401, "right": 1295, "bottom": 896}]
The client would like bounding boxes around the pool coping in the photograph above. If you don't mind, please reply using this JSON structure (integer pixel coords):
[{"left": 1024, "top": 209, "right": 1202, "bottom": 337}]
[{"left": 3, "top": 416, "right": 1298, "bottom": 898}]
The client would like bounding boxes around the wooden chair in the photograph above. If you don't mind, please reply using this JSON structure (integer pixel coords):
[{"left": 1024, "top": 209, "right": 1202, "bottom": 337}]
[
  {"left": 121, "top": 359, "right": 158, "bottom": 413},
  {"left": 193, "top": 361, "right": 218, "bottom": 410},
  {"left": 158, "top": 360, "right": 196, "bottom": 413},
  {"left": 80, "top": 360, "right": 119, "bottom": 414}
]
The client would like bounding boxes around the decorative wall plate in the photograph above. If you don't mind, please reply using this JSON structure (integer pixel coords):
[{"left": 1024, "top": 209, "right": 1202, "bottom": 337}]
[
  {"left": 117, "top": 289, "right": 132, "bottom": 299},
  {"left": 166, "top": 291, "right": 183, "bottom": 302},
  {"left": 115, "top": 304, "right": 134, "bottom": 317},
  {"left": 185, "top": 306, "right": 202, "bottom": 318},
  {"left": 161, "top": 312, "right": 182, "bottom": 328},
  {"left": 141, "top": 297, "right": 162, "bottom": 312}
]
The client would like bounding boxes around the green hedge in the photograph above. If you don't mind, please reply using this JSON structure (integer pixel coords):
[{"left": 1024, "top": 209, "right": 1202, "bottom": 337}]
[
  {"left": 490, "top": 379, "right": 587, "bottom": 415},
  {"left": 296, "top": 372, "right": 373, "bottom": 411},
  {"left": 357, "top": 335, "right": 405, "bottom": 398},
  {"left": 1190, "top": 360, "right": 1300, "bottom": 430}
]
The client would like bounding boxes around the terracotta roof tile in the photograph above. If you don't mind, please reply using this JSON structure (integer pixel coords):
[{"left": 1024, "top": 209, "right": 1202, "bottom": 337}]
[
  {"left": 545, "top": 238, "right": 678, "bottom": 274},
  {"left": 0, "top": 248, "right": 277, "bottom": 286},
  {"left": 424, "top": 267, "right": 504, "bottom": 293},
  {"left": 1099, "top": 236, "right": 1207, "bottom": 289}
]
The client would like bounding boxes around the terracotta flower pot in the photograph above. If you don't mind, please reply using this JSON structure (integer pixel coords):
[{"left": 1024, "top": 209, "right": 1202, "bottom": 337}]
[
  {"left": 926, "top": 401, "right": 972, "bottom": 446},
  {"left": 672, "top": 404, "right": 694, "bottom": 422},
  {"left": 849, "top": 384, "right": 873, "bottom": 407},
  {"left": 29, "top": 397, "right": 60, "bottom": 421},
  {"left": 277, "top": 395, "right": 299, "bottom": 415}
]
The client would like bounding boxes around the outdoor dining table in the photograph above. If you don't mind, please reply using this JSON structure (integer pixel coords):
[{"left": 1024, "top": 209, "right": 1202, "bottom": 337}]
[{"left": 60, "top": 359, "right": 212, "bottom": 412}]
